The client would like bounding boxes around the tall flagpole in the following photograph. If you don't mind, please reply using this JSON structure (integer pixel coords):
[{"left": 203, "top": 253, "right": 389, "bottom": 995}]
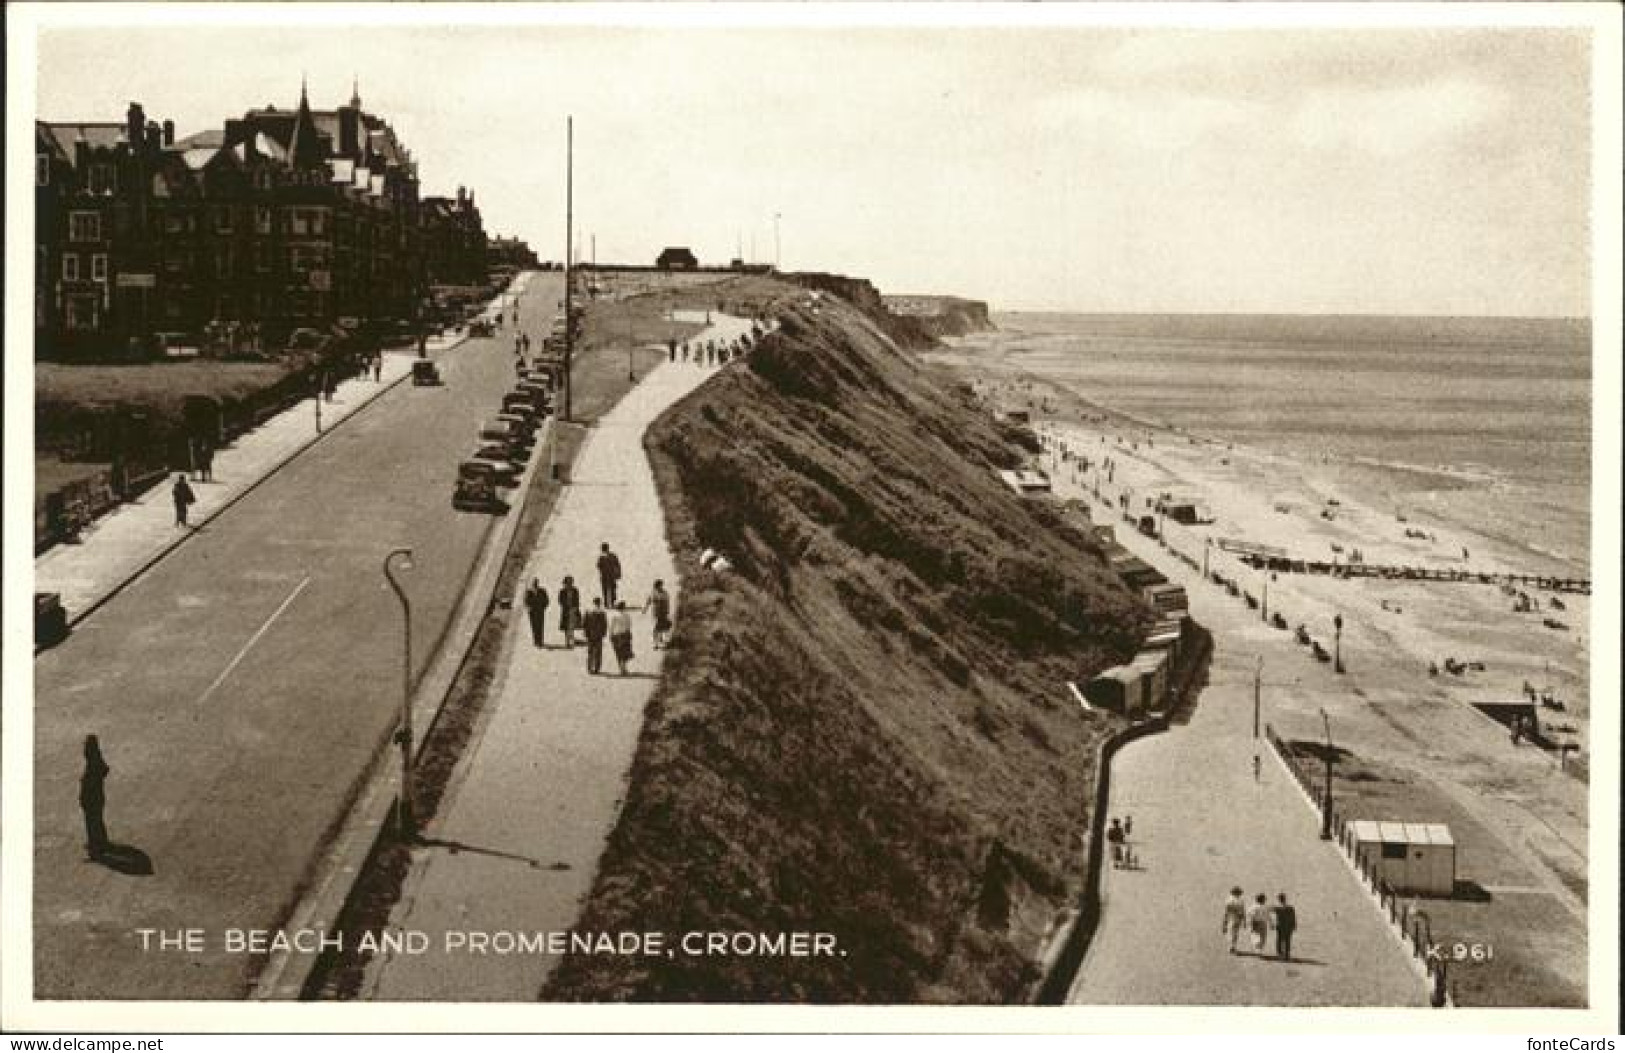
[{"left": 563, "top": 116, "right": 573, "bottom": 422}]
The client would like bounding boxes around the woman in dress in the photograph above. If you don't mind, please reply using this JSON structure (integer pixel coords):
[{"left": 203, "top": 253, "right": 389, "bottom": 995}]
[
  {"left": 557, "top": 575, "right": 581, "bottom": 648},
  {"left": 608, "top": 602, "right": 634, "bottom": 675},
  {"left": 644, "top": 579, "right": 673, "bottom": 650}
]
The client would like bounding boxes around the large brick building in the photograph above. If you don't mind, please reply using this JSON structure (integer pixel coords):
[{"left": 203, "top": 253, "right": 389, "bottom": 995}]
[{"left": 35, "top": 84, "right": 492, "bottom": 359}]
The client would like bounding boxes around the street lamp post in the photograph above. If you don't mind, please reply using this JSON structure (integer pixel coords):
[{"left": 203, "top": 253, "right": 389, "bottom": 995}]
[
  {"left": 1262, "top": 570, "right": 1270, "bottom": 622},
  {"left": 1253, "top": 656, "right": 1263, "bottom": 740},
  {"left": 1319, "top": 708, "right": 1335, "bottom": 840},
  {"left": 384, "top": 548, "right": 417, "bottom": 841},
  {"left": 1334, "top": 612, "right": 1345, "bottom": 673},
  {"left": 774, "top": 212, "right": 782, "bottom": 271}
]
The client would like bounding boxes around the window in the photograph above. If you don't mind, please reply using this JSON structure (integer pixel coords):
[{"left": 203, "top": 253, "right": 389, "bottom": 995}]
[
  {"left": 216, "top": 248, "right": 234, "bottom": 278},
  {"left": 36, "top": 154, "right": 49, "bottom": 186},
  {"left": 62, "top": 254, "right": 79, "bottom": 281},
  {"left": 254, "top": 242, "right": 271, "bottom": 272},
  {"left": 165, "top": 212, "right": 186, "bottom": 234},
  {"left": 1380, "top": 842, "right": 1408, "bottom": 861},
  {"left": 91, "top": 254, "right": 108, "bottom": 282},
  {"left": 255, "top": 206, "right": 272, "bottom": 235},
  {"left": 215, "top": 206, "right": 233, "bottom": 233},
  {"left": 89, "top": 164, "right": 116, "bottom": 195},
  {"left": 69, "top": 211, "right": 102, "bottom": 243}
]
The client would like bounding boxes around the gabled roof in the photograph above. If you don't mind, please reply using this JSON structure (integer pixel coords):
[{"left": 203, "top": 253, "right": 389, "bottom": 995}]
[{"left": 39, "top": 123, "right": 126, "bottom": 167}]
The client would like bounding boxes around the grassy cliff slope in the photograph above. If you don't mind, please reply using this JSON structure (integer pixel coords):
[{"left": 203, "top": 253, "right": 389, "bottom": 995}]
[{"left": 543, "top": 291, "right": 1152, "bottom": 1003}]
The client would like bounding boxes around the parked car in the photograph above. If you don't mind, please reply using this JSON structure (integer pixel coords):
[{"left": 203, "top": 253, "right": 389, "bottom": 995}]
[
  {"left": 461, "top": 456, "right": 520, "bottom": 489},
  {"left": 412, "top": 360, "right": 444, "bottom": 386},
  {"left": 452, "top": 475, "right": 509, "bottom": 514},
  {"left": 476, "top": 439, "right": 528, "bottom": 465}
]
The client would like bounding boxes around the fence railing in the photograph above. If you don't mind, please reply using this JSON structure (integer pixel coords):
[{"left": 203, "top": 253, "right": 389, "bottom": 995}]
[{"left": 1265, "top": 725, "right": 1453, "bottom": 1007}]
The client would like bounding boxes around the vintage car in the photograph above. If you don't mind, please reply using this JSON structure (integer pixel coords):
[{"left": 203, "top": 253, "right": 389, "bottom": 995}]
[
  {"left": 452, "top": 475, "right": 509, "bottom": 514},
  {"left": 476, "top": 438, "right": 528, "bottom": 465},
  {"left": 460, "top": 456, "right": 520, "bottom": 489},
  {"left": 412, "top": 359, "right": 444, "bottom": 386}
]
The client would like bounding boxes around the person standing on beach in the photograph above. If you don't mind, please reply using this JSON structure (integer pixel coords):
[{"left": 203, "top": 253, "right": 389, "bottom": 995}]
[
  {"left": 1107, "top": 817, "right": 1125, "bottom": 868},
  {"left": 1246, "top": 893, "right": 1272, "bottom": 954},
  {"left": 80, "top": 735, "right": 111, "bottom": 861},
  {"left": 1222, "top": 887, "right": 1247, "bottom": 953},
  {"left": 558, "top": 576, "right": 581, "bottom": 648},
  {"left": 597, "top": 543, "right": 622, "bottom": 607},
  {"left": 608, "top": 602, "right": 634, "bottom": 675},
  {"left": 644, "top": 579, "right": 673, "bottom": 650},
  {"left": 523, "top": 578, "right": 550, "bottom": 648},
  {"left": 1271, "top": 893, "right": 1297, "bottom": 961},
  {"left": 583, "top": 599, "right": 608, "bottom": 674},
  {"left": 172, "top": 474, "right": 196, "bottom": 528}
]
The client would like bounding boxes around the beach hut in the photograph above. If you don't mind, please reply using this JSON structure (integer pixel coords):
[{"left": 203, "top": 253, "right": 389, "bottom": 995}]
[
  {"left": 1143, "top": 582, "right": 1189, "bottom": 618},
  {"left": 998, "top": 469, "right": 1053, "bottom": 496},
  {"left": 1127, "top": 650, "right": 1169, "bottom": 711},
  {"left": 1083, "top": 665, "right": 1140, "bottom": 713},
  {"left": 1348, "top": 821, "right": 1457, "bottom": 896}
]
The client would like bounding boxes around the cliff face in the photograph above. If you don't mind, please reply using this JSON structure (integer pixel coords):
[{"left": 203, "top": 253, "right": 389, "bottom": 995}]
[
  {"left": 543, "top": 288, "right": 1150, "bottom": 1003},
  {"left": 918, "top": 297, "right": 994, "bottom": 338}
]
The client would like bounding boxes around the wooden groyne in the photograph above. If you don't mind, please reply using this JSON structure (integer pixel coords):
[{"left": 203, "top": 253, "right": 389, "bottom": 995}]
[{"left": 1235, "top": 555, "right": 1589, "bottom": 595}]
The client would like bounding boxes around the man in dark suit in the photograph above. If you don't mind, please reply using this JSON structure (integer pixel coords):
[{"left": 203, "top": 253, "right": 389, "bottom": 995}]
[
  {"left": 597, "top": 543, "right": 622, "bottom": 607},
  {"left": 582, "top": 599, "right": 609, "bottom": 675},
  {"left": 1272, "top": 893, "right": 1297, "bottom": 961}
]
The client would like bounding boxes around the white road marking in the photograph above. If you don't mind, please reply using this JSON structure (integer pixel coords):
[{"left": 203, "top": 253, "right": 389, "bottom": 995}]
[{"left": 196, "top": 575, "right": 312, "bottom": 706}]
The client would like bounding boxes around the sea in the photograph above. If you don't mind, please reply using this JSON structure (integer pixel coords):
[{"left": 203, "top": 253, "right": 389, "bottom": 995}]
[{"left": 980, "top": 313, "right": 1593, "bottom": 577}]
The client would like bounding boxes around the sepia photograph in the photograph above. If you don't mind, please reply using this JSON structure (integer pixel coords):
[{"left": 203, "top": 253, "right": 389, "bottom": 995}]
[{"left": 3, "top": 1, "right": 1619, "bottom": 1035}]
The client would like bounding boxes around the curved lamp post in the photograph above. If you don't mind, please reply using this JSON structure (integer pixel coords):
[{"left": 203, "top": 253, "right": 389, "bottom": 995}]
[
  {"left": 1319, "top": 708, "right": 1335, "bottom": 840},
  {"left": 384, "top": 547, "right": 416, "bottom": 840}
]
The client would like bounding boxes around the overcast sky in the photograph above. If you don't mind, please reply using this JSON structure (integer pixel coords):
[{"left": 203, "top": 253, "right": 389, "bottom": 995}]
[{"left": 26, "top": 9, "right": 1598, "bottom": 316}]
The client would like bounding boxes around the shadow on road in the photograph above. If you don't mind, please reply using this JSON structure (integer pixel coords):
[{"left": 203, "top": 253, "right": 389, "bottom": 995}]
[{"left": 94, "top": 842, "right": 154, "bottom": 876}]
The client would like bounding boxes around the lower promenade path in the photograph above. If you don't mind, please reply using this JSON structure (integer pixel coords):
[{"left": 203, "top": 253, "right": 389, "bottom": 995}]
[
  {"left": 1065, "top": 483, "right": 1428, "bottom": 1007},
  {"left": 360, "top": 314, "right": 754, "bottom": 1000}
]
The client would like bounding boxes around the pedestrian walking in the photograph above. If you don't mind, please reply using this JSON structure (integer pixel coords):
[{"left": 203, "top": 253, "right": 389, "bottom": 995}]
[
  {"left": 373, "top": 352, "right": 383, "bottom": 382},
  {"left": 609, "top": 602, "right": 634, "bottom": 675},
  {"left": 1271, "top": 893, "right": 1297, "bottom": 961},
  {"left": 172, "top": 474, "right": 196, "bottom": 528},
  {"left": 583, "top": 599, "right": 609, "bottom": 674},
  {"left": 681, "top": 341, "right": 689, "bottom": 362},
  {"left": 80, "top": 735, "right": 111, "bottom": 861},
  {"left": 200, "top": 440, "right": 215, "bottom": 483},
  {"left": 597, "top": 543, "right": 622, "bottom": 607},
  {"left": 1253, "top": 753, "right": 1262, "bottom": 782},
  {"left": 1124, "top": 815, "right": 1134, "bottom": 840},
  {"left": 1222, "top": 887, "right": 1247, "bottom": 953},
  {"left": 644, "top": 579, "right": 673, "bottom": 649},
  {"left": 523, "top": 578, "right": 550, "bottom": 648},
  {"left": 558, "top": 575, "right": 581, "bottom": 648},
  {"left": 668, "top": 338, "right": 677, "bottom": 363},
  {"left": 1106, "top": 817, "right": 1125, "bottom": 868},
  {"left": 1246, "top": 893, "right": 1271, "bottom": 954}
]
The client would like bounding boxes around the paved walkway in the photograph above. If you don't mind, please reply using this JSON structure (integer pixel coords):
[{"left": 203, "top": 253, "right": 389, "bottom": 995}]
[
  {"left": 33, "top": 315, "right": 494, "bottom": 627},
  {"left": 1065, "top": 474, "right": 1428, "bottom": 1006},
  {"left": 360, "top": 313, "right": 754, "bottom": 1000}
]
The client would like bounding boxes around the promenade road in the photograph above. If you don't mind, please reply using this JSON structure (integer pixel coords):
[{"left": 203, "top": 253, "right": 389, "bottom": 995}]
[
  {"left": 359, "top": 314, "right": 755, "bottom": 1000},
  {"left": 33, "top": 274, "right": 561, "bottom": 1000},
  {"left": 1065, "top": 494, "right": 1428, "bottom": 1006}
]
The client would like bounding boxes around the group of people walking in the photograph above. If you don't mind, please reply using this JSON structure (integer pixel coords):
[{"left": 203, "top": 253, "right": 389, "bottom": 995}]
[
  {"left": 1222, "top": 887, "right": 1299, "bottom": 960},
  {"left": 521, "top": 541, "right": 675, "bottom": 677},
  {"left": 667, "top": 333, "right": 752, "bottom": 367}
]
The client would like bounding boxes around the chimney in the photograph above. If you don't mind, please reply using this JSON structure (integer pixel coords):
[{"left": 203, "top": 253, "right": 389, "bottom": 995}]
[
  {"left": 456, "top": 185, "right": 466, "bottom": 206},
  {"left": 126, "top": 102, "right": 146, "bottom": 147},
  {"left": 146, "top": 121, "right": 161, "bottom": 149},
  {"left": 162, "top": 120, "right": 175, "bottom": 146},
  {"left": 339, "top": 108, "right": 358, "bottom": 157}
]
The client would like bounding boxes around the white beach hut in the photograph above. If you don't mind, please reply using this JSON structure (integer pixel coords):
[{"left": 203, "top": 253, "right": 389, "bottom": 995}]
[{"left": 1348, "top": 820, "right": 1457, "bottom": 896}]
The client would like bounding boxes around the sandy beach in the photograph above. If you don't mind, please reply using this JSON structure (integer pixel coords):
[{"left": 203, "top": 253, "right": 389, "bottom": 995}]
[{"left": 928, "top": 330, "right": 1592, "bottom": 1005}]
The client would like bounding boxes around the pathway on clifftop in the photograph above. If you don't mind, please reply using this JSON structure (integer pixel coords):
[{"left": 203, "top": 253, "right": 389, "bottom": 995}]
[{"left": 359, "top": 314, "right": 755, "bottom": 1000}]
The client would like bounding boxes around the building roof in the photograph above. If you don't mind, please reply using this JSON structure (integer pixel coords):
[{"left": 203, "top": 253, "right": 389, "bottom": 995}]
[
  {"left": 1348, "top": 820, "right": 1455, "bottom": 847},
  {"left": 39, "top": 123, "right": 126, "bottom": 166}
]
